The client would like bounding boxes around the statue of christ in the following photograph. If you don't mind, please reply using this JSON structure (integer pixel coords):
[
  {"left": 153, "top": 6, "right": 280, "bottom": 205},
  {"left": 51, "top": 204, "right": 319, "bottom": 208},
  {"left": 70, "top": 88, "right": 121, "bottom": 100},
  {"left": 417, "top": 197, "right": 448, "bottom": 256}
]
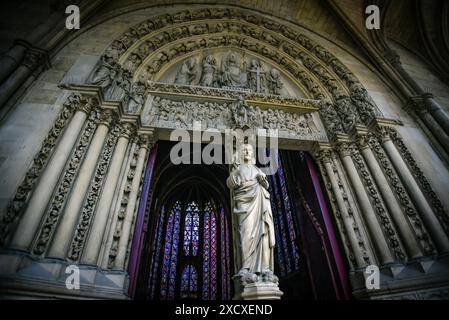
[{"left": 226, "top": 144, "right": 276, "bottom": 281}]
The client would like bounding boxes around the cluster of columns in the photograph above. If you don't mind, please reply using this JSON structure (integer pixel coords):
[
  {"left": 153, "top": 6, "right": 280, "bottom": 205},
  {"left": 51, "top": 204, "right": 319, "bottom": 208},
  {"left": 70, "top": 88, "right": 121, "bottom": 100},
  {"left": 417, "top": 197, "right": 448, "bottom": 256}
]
[
  {"left": 315, "top": 121, "right": 449, "bottom": 272},
  {"left": 0, "top": 0, "right": 109, "bottom": 120},
  {"left": 7, "top": 92, "right": 153, "bottom": 272}
]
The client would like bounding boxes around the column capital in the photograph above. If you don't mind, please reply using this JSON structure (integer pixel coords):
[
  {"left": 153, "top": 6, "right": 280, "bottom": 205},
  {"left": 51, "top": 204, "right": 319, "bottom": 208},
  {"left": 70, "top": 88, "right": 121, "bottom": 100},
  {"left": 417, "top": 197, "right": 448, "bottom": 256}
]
[
  {"left": 336, "top": 142, "right": 351, "bottom": 158},
  {"left": 377, "top": 126, "right": 392, "bottom": 143},
  {"left": 21, "top": 47, "right": 49, "bottom": 71},
  {"left": 315, "top": 149, "right": 333, "bottom": 163},
  {"left": 75, "top": 96, "right": 99, "bottom": 114},
  {"left": 405, "top": 96, "right": 428, "bottom": 116},
  {"left": 355, "top": 134, "right": 370, "bottom": 150},
  {"left": 382, "top": 48, "right": 401, "bottom": 65},
  {"left": 138, "top": 133, "right": 155, "bottom": 149},
  {"left": 98, "top": 109, "right": 116, "bottom": 128},
  {"left": 118, "top": 122, "right": 136, "bottom": 139}
]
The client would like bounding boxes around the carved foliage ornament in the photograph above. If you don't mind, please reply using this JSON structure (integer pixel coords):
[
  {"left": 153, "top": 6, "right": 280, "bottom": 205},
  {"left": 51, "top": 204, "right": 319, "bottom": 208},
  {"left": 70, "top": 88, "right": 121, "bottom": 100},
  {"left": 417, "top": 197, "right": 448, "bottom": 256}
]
[
  {"left": 366, "top": 133, "right": 436, "bottom": 255},
  {"left": 0, "top": 93, "right": 90, "bottom": 246},
  {"left": 33, "top": 109, "right": 101, "bottom": 255},
  {"left": 68, "top": 124, "right": 120, "bottom": 261},
  {"left": 387, "top": 127, "right": 449, "bottom": 235}
]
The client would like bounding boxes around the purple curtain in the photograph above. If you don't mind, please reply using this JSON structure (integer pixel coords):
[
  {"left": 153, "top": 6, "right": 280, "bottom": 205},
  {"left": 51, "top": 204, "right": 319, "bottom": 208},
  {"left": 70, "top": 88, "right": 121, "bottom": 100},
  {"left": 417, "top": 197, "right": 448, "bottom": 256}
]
[
  {"left": 128, "top": 144, "right": 158, "bottom": 298},
  {"left": 277, "top": 150, "right": 351, "bottom": 300},
  {"left": 305, "top": 153, "right": 351, "bottom": 299}
]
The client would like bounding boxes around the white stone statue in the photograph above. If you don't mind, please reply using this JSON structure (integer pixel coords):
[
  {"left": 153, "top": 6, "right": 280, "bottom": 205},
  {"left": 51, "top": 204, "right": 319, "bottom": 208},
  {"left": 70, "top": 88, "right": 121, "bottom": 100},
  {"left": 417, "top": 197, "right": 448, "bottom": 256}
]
[{"left": 227, "top": 144, "right": 277, "bottom": 283}]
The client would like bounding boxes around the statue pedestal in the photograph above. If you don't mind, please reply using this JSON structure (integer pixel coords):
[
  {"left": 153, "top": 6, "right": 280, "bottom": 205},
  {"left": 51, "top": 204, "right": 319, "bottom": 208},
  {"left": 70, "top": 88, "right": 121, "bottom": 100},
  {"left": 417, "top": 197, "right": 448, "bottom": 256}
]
[{"left": 241, "top": 281, "right": 284, "bottom": 300}]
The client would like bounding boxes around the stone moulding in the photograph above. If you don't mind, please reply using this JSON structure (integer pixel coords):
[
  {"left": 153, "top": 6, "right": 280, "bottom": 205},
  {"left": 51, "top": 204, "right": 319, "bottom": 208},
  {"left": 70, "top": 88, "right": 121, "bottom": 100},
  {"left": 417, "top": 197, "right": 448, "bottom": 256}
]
[
  {"left": 68, "top": 124, "right": 121, "bottom": 261},
  {"left": 86, "top": 6, "right": 381, "bottom": 136},
  {"left": 33, "top": 109, "right": 100, "bottom": 255},
  {"left": 0, "top": 93, "right": 78, "bottom": 246},
  {"left": 145, "top": 81, "right": 321, "bottom": 112}
]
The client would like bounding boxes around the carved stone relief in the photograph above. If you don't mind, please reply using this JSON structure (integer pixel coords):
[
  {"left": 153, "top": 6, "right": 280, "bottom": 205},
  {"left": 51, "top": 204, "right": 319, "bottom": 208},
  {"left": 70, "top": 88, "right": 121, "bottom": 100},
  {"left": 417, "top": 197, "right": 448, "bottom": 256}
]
[
  {"left": 68, "top": 123, "right": 120, "bottom": 261},
  {"left": 141, "top": 95, "right": 322, "bottom": 140},
  {"left": 33, "top": 109, "right": 101, "bottom": 255},
  {"left": 0, "top": 93, "right": 83, "bottom": 245},
  {"left": 85, "top": 7, "right": 380, "bottom": 133}
]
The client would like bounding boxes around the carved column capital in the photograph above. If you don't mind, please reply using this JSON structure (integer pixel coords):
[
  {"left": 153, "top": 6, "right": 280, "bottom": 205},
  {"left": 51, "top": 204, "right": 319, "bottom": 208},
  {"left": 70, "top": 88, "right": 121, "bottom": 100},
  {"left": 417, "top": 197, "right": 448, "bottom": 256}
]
[
  {"left": 382, "top": 48, "right": 401, "bottom": 65},
  {"left": 405, "top": 96, "right": 427, "bottom": 116},
  {"left": 138, "top": 133, "right": 154, "bottom": 149},
  {"left": 76, "top": 96, "right": 98, "bottom": 115},
  {"left": 355, "top": 134, "right": 370, "bottom": 150},
  {"left": 98, "top": 109, "right": 116, "bottom": 127},
  {"left": 377, "top": 126, "right": 392, "bottom": 143},
  {"left": 21, "top": 49, "right": 45, "bottom": 71},
  {"left": 118, "top": 122, "right": 136, "bottom": 139},
  {"left": 315, "top": 149, "right": 332, "bottom": 163},
  {"left": 336, "top": 142, "right": 351, "bottom": 158}
]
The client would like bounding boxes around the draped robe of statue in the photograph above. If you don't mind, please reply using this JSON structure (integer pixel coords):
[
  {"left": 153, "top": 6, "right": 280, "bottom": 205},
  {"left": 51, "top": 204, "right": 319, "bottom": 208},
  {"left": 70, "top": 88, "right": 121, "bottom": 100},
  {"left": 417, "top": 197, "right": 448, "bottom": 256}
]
[{"left": 227, "top": 155, "right": 275, "bottom": 275}]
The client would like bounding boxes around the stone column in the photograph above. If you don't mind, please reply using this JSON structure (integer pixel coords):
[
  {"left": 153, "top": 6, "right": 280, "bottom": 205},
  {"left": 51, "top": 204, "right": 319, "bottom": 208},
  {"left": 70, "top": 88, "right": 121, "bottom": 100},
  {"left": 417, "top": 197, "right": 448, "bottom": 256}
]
[
  {"left": 379, "top": 129, "right": 449, "bottom": 253},
  {"left": 100, "top": 141, "right": 137, "bottom": 269},
  {"left": 0, "top": 50, "right": 44, "bottom": 109},
  {"left": 319, "top": 150, "right": 367, "bottom": 268},
  {"left": 9, "top": 98, "right": 94, "bottom": 251},
  {"left": 114, "top": 135, "right": 150, "bottom": 270},
  {"left": 80, "top": 123, "right": 134, "bottom": 265},
  {"left": 337, "top": 143, "right": 395, "bottom": 265},
  {"left": 423, "top": 94, "right": 449, "bottom": 136},
  {"left": 0, "top": 43, "right": 27, "bottom": 84},
  {"left": 408, "top": 98, "right": 449, "bottom": 152},
  {"left": 358, "top": 135, "right": 423, "bottom": 259},
  {"left": 47, "top": 109, "right": 114, "bottom": 259}
]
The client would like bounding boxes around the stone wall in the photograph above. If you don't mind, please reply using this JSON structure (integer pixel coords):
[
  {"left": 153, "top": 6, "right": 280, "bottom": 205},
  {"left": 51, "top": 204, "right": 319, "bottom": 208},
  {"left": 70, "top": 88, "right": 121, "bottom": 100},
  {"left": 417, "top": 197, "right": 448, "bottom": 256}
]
[{"left": 2, "top": 3, "right": 448, "bottom": 215}]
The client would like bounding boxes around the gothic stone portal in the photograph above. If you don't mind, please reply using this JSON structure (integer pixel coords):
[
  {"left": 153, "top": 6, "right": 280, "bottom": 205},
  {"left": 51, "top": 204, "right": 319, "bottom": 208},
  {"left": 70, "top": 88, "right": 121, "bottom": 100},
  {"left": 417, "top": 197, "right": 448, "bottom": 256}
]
[{"left": 133, "top": 141, "right": 347, "bottom": 300}]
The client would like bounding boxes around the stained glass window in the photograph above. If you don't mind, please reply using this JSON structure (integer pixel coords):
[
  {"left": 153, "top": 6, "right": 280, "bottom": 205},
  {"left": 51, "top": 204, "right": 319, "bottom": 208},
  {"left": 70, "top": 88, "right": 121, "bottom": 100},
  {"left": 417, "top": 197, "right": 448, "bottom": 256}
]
[
  {"left": 160, "top": 201, "right": 182, "bottom": 299},
  {"left": 267, "top": 151, "right": 301, "bottom": 277},
  {"left": 180, "top": 265, "right": 198, "bottom": 299},
  {"left": 183, "top": 201, "right": 200, "bottom": 256},
  {"left": 202, "top": 202, "right": 218, "bottom": 300},
  {"left": 220, "top": 206, "right": 231, "bottom": 300},
  {"left": 151, "top": 198, "right": 231, "bottom": 300},
  {"left": 148, "top": 204, "right": 165, "bottom": 299}
]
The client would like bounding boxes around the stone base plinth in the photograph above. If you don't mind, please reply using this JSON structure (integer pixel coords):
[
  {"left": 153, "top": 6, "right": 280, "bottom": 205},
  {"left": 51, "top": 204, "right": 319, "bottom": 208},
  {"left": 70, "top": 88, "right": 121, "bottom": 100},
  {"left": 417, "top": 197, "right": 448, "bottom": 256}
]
[{"left": 240, "top": 281, "right": 283, "bottom": 300}]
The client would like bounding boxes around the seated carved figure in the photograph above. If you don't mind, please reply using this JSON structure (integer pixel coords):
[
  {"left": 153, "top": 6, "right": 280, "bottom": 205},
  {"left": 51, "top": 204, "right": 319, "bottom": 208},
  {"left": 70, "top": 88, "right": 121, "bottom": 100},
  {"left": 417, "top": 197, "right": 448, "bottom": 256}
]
[{"left": 219, "top": 52, "right": 247, "bottom": 88}]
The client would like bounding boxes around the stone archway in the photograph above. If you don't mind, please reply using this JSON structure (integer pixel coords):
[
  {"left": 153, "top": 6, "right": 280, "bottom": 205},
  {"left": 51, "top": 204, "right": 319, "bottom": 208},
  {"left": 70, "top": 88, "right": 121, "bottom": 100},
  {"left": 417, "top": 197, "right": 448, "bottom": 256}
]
[{"left": 1, "top": 5, "right": 448, "bottom": 300}]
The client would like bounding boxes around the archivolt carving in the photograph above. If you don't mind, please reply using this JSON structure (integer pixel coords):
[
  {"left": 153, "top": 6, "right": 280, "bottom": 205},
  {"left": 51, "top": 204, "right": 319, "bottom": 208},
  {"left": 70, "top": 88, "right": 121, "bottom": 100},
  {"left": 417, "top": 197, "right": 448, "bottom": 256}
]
[
  {"left": 68, "top": 122, "right": 120, "bottom": 261},
  {"left": 0, "top": 93, "right": 87, "bottom": 245},
  {"left": 88, "top": 7, "right": 380, "bottom": 135},
  {"left": 33, "top": 109, "right": 101, "bottom": 255},
  {"left": 386, "top": 127, "right": 449, "bottom": 235},
  {"left": 347, "top": 142, "right": 405, "bottom": 261}
]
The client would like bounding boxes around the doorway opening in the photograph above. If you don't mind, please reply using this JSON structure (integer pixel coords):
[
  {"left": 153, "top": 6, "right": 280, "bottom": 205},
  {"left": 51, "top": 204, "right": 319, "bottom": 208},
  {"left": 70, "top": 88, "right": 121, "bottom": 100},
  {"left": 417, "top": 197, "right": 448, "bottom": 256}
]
[{"left": 132, "top": 141, "right": 350, "bottom": 300}]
